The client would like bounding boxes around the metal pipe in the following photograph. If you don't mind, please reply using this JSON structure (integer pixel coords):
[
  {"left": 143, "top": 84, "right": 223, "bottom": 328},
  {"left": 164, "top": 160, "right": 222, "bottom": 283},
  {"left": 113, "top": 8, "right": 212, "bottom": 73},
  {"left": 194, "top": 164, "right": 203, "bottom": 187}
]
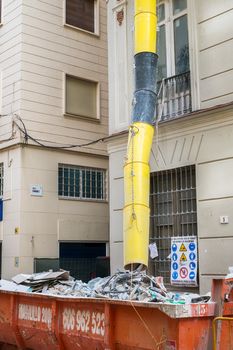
[{"left": 124, "top": 0, "right": 158, "bottom": 269}]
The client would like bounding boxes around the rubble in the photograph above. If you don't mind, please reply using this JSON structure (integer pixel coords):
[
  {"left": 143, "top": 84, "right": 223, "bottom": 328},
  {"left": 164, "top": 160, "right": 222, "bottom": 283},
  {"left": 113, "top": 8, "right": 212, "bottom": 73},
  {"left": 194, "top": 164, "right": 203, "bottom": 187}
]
[
  {"left": 0, "top": 269, "right": 211, "bottom": 304},
  {"left": 0, "top": 279, "right": 29, "bottom": 293},
  {"left": 11, "top": 270, "right": 70, "bottom": 293}
]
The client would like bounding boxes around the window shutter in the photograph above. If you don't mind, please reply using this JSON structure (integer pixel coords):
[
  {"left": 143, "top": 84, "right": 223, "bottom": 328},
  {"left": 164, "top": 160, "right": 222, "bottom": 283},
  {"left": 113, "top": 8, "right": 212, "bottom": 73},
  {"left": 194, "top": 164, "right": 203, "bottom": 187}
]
[
  {"left": 66, "top": 0, "right": 95, "bottom": 33},
  {"left": 65, "top": 75, "right": 98, "bottom": 119}
]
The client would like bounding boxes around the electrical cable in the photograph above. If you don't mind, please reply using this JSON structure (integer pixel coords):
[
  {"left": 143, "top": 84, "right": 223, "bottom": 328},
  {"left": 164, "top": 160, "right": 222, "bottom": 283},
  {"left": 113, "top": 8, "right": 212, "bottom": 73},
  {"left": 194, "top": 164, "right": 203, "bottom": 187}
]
[
  {"left": 13, "top": 117, "right": 114, "bottom": 150},
  {"left": 1, "top": 98, "right": 165, "bottom": 152},
  {"left": 0, "top": 114, "right": 14, "bottom": 117},
  {"left": 0, "top": 112, "right": 146, "bottom": 151},
  {"left": 13, "top": 114, "right": 28, "bottom": 143},
  {"left": 0, "top": 135, "right": 15, "bottom": 144},
  {"left": 1, "top": 112, "right": 115, "bottom": 149}
]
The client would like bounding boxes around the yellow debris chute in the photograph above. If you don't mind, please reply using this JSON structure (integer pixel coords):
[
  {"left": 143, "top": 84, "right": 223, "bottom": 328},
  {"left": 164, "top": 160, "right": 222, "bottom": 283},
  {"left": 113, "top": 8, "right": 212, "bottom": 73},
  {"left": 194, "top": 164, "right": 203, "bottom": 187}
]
[{"left": 124, "top": 0, "right": 158, "bottom": 269}]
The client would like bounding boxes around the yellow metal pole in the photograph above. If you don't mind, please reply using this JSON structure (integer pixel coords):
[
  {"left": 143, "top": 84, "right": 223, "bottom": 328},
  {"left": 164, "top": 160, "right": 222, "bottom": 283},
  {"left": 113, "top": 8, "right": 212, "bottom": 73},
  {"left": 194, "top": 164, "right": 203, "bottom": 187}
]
[{"left": 124, "top": 0, "right": 158, "bottom": 268}]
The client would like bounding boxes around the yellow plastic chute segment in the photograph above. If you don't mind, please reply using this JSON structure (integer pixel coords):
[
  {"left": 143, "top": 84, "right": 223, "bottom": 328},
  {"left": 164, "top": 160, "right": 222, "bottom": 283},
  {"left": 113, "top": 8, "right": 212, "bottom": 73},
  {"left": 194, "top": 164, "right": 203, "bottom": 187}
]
[
  {"left": 124, "top": 162, "right": 150, "bottom": 207},
  {"left": 124, "top": 205, "right": 150, "bottom": 267},
  {"left": 135, "top": 0, "right": 156, "bottom": 14},
  {"left": 123, "top": 122, "right": 154, "bottom": 268},
  {"left": 135, "top": 13, "right": 157, "bottom": 54},
  {"left": 125, "top": 122, "right": 154, "bottom": 164},
  {"left": 134, "top": 0, "right": 157, "bottom": 54},
  {"left": 123, "top": 0, "right": 157, "bottom": 268}
]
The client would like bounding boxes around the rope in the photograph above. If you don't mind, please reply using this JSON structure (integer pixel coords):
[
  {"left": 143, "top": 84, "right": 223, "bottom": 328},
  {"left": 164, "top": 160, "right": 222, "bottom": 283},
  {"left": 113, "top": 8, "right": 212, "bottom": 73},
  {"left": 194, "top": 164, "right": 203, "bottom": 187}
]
[
  {"left": 127, "top": 93, "right": 167, "bottom": 349},
  {"left": 151, "top": 79, "right": 166, "bottom": 167},
  {"left": 129, "top": 299, "right": 167, "bottom": 349},
  {"left": 129, "top": 125, "right": 142, "bottom": 236},
  {"left": 129, "top": 125, "right": 138, "bottom": 221},
  {"left": 128, "top": 268, "right": 158, "bottom": 346},
  {"left": 131, "top": 127, "right": 135, "bottom": 219}
]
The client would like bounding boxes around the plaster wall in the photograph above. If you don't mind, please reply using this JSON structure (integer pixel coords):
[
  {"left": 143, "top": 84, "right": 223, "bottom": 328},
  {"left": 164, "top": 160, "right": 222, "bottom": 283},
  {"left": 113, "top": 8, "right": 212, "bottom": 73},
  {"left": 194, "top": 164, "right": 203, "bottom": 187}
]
[
  {"left": 108, "top": 105, "right": 233, "bottom": 293},
  {"left": 1, "top": 146, "right": 109, "bottom": 278}
]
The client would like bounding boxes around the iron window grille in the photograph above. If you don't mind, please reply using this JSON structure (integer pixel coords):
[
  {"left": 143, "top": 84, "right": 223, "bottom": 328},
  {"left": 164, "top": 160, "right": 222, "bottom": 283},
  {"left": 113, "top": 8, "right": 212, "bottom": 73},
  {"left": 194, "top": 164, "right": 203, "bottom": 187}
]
[
  {"left": 58, "top": 164, "right": 106, "bottom": 201},
  {"left": 150, "top": 165, "right": 197, "bottom": 286},
  {"left": 0, "top": 163, "right": 3, "bottom": 197}
]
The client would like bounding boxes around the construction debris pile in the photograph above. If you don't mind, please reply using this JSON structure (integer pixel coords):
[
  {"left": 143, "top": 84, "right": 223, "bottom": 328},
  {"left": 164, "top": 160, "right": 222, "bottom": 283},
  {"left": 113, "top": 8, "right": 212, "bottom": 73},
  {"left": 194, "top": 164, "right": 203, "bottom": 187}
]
[
  {"left": 0, "top": 269, "right": 211, "bottom": 304},
  {"left": 47, "top": 270, "right": 169, "bottom": 302}
]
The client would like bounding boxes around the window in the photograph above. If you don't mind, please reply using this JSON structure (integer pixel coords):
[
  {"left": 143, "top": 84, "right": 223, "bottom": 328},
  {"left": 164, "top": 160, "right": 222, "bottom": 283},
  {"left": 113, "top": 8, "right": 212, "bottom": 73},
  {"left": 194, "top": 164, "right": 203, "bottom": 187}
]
[
  {"left": 59, "top": 243, "right": 109, "bottom": 282},
  {"left": 65, "top": 75, "right": 99, "bottom": 120},
  {"left": 150, "top": 165, "right": 197, "bottom": 286},
  {"left": 156, "top": 0, "right": 191, "bottom": 120},
  {"left": 65, "top": 0, "right": 98, "bottom": 33},
  {"left": 0, "top": 163, "right": 3, "bottom": 197},
  {"left": 58, "top": 164, "right": 106, "bottom": 201},
  {"left": 157, "top": 0, "right": 189, "bottom": 81}
]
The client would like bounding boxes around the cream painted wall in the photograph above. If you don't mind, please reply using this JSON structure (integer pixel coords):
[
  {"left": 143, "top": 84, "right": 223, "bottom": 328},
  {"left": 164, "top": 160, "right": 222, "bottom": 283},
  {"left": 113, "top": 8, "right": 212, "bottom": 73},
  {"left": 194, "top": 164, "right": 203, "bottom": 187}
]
[
  {"left": 0, "top": 1, "right": 23, "bottom": 146},
  {"left": 108, "top": 0, "right": 233, "bottom": 134},
  {"left": 0, "top": 147, "right": 22, "bottom": 277},
  {"left": 108, "top": 0, "right": 134, "bottom": 134},
  {"left": 108, "top": 104, "right": 233, "bottom": 293},
  {"left": 0, "top": 145, "right": 109, "bottom": 278},
  {"left": 107, "top": 0, "right": 233, "bottom": 293},
  {"left": 20, "top": 0, "right": 108, "bottom": 156},
  {"left": 0, "top": 0, "right": 109, "bottom": 278}
]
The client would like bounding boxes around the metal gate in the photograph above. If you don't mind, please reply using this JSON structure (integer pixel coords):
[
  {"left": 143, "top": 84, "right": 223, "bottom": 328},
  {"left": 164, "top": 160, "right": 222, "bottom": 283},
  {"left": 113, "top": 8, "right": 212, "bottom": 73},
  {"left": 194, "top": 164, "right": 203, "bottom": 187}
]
[{"left": 150, "top": 165, "right": 197, "bottom": 287}]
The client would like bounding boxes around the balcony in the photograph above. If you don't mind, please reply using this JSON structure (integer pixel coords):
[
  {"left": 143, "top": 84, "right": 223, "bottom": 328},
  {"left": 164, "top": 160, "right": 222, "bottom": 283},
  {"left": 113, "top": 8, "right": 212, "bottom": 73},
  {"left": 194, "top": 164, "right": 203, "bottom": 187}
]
[{"left": 157, "top": 71, "right": 192, "bottom": 122}]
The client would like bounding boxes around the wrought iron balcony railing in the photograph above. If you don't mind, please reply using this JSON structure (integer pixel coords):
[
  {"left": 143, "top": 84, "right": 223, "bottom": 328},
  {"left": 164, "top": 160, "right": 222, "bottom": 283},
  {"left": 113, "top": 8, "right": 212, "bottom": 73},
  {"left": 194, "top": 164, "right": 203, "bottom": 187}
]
[{"left": 157, "top": 71, "right": 192, "bottom": 121}]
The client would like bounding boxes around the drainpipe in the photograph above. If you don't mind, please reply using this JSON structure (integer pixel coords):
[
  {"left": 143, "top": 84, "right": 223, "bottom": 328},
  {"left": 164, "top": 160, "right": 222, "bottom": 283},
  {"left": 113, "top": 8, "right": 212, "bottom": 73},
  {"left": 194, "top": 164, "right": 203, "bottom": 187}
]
[{"left": 124, "top": 0, "right": 158, "bottom": 269}]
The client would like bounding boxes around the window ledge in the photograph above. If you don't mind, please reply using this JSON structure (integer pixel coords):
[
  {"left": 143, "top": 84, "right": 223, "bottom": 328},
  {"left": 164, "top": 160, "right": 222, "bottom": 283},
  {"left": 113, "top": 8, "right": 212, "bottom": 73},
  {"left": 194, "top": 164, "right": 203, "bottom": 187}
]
[
  {"left": 58, "top": 196, "right": 108, "bottom": 204},
  {"left": 64, "top": 113, "right": 101, "bottom": 124},
  {"left": 64, "top": 23, "right": 100, "bottom": 38}
]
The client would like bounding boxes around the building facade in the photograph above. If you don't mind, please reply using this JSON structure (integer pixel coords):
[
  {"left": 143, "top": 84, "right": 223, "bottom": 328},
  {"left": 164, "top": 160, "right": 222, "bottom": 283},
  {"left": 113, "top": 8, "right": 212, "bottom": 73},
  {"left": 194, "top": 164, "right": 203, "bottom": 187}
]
[
  {"left": 107, "top": 0, "right": 233, "bottom": 293},
  {"left": 0, "top": 0, "right": 109, "bottom": 279}
]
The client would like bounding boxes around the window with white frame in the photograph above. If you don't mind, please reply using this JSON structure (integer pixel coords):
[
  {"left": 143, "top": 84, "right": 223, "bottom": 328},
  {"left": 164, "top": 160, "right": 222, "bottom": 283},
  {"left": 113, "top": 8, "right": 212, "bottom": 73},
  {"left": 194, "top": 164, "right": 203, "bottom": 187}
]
[
  {"left": 65, "top": 75, "right": 99, "bottom": 120},
  {"left": 157, "top": 0, "right": 189, "bottom": 81},
  {"left": 156, "top": 0, "right": 192, "bottom": 120},
  {"left": 58, "top": 164, "right": 106, "bottom": 201},
  {"left": 0, "top": 163, "right": 3, "bottom": 197},
  {"left": 65, "top": 0, "right": 98, "bottom": 34}
]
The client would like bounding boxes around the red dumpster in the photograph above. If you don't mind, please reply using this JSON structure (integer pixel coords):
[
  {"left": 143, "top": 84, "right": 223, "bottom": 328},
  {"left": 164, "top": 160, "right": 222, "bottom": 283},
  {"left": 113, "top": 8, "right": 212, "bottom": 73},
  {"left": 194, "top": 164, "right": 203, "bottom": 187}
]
[
  {"left": 212, "top": 277, "right": 233, "bottom": 350},
  {"left": 0, "top": 289, "right": 216, "bottom": 350}
]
